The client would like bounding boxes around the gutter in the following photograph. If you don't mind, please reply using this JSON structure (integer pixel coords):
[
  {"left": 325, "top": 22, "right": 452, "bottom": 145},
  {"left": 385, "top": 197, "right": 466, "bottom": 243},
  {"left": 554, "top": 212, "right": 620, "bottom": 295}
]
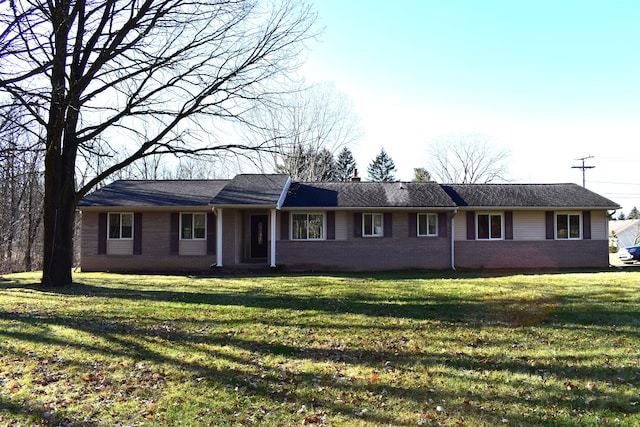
[{"left": 451, "top": 209, "right": 457, "bottom": 271}]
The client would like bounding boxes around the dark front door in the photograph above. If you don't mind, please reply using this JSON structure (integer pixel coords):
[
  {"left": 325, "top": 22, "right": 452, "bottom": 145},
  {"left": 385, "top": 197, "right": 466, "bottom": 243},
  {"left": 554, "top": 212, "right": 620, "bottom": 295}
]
[{"left": 250, "top": 215, "right": 268, "bottom": 259}]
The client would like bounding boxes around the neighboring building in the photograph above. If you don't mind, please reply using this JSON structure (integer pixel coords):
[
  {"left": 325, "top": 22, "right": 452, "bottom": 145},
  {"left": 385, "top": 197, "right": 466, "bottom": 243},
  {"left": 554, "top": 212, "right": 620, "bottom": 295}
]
[
  {"left": 77, "top": 174, "right": 620, "bottom": 272},
  {"left": 609, "top": 219, "right": 640, "bottom": 250}
]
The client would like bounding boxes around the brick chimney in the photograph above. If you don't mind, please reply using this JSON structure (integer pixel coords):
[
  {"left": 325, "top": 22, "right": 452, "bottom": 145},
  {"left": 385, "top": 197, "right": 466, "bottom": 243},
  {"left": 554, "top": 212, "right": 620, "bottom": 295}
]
[{"left": 351, "top": 168, "right": 361, "bottom": 182}]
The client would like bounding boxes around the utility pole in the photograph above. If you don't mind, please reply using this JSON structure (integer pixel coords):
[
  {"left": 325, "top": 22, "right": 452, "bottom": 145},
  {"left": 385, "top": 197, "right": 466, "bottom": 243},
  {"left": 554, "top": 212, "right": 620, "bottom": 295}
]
[{"left": 571, "top": 155, "right": 595, "bottom": 187}]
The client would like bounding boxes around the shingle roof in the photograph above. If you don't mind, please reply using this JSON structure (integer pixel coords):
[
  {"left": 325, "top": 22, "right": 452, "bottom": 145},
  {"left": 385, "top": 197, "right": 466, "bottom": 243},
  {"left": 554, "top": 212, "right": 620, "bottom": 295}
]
[
  {"left": 283, "top": 181, "right": 457, "bottom": 208},
  {"left": 441, "top": 183, "right": 620, "bottom": 209},
  {"left": 78, "top": 176, "right": 620, "bottom": 211},
  {"left": 210, "top": 174, "right": 290, "bottom": 206},
  {"left": 78, "top": 180, "right": 228, "bottom": 208}
]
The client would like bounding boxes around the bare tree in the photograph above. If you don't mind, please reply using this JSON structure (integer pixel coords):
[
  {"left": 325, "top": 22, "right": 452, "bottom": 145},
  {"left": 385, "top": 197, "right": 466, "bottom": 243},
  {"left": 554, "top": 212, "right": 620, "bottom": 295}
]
[
  {"left": 0, "top": 101, "right": 44, "bottom": 273},
  {"left": 1, "top": 0, "right": 317, "bottom": 285},
  {"left": 426, "top": 133, "right": 511, "bottom": 183},
  {"left": 247, "top": 82, "right": 362, "bottom": 181}
]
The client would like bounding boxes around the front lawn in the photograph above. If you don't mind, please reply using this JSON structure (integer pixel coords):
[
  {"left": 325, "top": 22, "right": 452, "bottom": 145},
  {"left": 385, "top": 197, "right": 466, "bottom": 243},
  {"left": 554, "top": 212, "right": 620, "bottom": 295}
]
[{"left": 1, "top": 271, "right": 639, "bottom": 426}]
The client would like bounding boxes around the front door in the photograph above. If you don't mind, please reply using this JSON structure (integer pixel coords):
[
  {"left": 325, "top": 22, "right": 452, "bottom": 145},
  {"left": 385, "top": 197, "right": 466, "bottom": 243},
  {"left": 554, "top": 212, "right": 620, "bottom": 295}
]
[{"left": 250, "top": 214, "right": 268, "bottom": 259}]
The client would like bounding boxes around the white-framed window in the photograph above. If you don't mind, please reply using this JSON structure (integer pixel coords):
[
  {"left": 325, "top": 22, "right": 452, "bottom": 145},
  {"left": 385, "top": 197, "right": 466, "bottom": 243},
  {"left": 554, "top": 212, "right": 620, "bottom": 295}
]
[
  {"left": 108, "top": 213, "right": 133, "bottom": 239},
  {"left": 292, "top": 213, "right": 324, "bottom": 240},
  {"left": 556, "top": 212, "right": 581, "bottom": 239},
  {"left": 418, "top": 213, "right": 438, "bottom": 236},
  {"left": 363, "top": 213, "right": 384, "bottom": 237},
  {"left": 181, "top": 213, "right": 206, "bottom": 240},
  {"left": 477, "top": 213, "right": 503, "bottom": 240}
]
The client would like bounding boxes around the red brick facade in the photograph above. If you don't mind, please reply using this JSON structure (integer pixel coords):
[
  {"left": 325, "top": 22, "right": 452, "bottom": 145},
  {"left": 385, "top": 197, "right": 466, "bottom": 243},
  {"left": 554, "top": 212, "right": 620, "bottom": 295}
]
[{"left": 80, "top": 209, "right": 611, "bottom": 272}]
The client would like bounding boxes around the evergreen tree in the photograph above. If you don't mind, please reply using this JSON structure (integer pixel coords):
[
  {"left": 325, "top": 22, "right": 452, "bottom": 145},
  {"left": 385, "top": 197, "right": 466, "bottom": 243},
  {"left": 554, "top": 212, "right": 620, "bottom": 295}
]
[
  {"left": 628, "top": 207, "right": 640, "bottom": 219},
  {"left": 334, "top": 147, "right": 357, "bottom": 181},
  {"left": 367, "top": 148, "right": 397, "bottom": 182}
]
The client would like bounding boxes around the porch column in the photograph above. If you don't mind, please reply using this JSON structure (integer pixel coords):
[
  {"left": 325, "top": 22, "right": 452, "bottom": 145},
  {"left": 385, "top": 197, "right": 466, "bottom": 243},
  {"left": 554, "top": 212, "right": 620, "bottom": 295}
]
[
  {"left": 270, "top": 208, "right": 277, "bottom": 267},
  {"left": 216, "top": 208, "right": 223, "bottom": 267}
]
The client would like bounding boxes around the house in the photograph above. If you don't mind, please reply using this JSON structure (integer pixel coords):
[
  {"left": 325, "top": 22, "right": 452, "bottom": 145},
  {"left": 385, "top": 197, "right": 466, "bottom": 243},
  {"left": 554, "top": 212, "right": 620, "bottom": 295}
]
[
  {"left": 77, "top": 174, "right": 620, "bottom": 272},
  {"left": 609, "top": 219, "right": 640, "bottom": 250}
]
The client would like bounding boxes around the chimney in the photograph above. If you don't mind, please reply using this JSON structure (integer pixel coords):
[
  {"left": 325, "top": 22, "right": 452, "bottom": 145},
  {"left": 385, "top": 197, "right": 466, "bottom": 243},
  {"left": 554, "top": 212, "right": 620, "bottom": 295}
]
[{"left": 351, "top": 168, "right": 361, "bottom": 182}]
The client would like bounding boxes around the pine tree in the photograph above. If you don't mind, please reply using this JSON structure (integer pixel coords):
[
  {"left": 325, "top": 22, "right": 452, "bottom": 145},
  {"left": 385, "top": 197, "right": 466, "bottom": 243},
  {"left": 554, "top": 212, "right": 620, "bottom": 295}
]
[
  {"left": 367, "top": 148, "right": 397, "bottom": 182},
  {"left": 334, "top": 147, "right": 357, "bottom": 181},
  {"left": 628, "top": 207, "right": 640, "bottom": 219}
]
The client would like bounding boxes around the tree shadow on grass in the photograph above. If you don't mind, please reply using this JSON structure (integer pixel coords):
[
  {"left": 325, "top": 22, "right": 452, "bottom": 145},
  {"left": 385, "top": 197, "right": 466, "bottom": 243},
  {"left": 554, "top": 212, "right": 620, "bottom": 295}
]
[
  {"left": 1, "top": 304, "right": 638, "bottom": 426},
  {"left": 1, "top": 273, "right": 639, "bottom": 425}
]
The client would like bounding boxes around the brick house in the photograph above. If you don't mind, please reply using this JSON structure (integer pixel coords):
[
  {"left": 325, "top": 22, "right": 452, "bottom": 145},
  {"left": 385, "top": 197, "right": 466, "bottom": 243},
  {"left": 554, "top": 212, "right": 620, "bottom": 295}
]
[{"left": 77, "top": 174, "right": 619, "bottom": 272}]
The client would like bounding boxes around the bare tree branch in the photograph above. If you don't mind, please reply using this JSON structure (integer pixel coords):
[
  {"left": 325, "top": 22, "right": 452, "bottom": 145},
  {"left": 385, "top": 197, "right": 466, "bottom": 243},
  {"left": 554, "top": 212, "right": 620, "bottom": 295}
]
[{"left": 426, "top": 133, "right": 511, "bottom": 184}]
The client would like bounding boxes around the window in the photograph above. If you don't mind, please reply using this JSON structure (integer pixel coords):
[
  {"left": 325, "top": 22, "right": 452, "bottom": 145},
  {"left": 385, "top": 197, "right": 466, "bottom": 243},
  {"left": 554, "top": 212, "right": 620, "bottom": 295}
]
[
  {"left": 477, "top": 213, "right": 502, "bottom": 240},
  {"left": 556, "top": 213, "right": 581, "bottom": 239},
  {"left": 418, "top": 213, "right": 438, "bottom": 236},
  {"left": 181, "top": 213, "right": 206, "bottom": 240},
  {"left": 292, "top": 213, "right": 324, "bottom": 240},
  {"left": 363, "top": 213, "right": 383, "bottom": 237},
  {"left": 108, "top": 213, "right": 133, "bottom": 239}
]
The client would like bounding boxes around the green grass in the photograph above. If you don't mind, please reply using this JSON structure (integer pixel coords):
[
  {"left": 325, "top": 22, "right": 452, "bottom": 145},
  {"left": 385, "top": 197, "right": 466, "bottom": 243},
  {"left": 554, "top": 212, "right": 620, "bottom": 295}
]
[{"left": 1, "top": 270, "right": 639, "bottom": 426}]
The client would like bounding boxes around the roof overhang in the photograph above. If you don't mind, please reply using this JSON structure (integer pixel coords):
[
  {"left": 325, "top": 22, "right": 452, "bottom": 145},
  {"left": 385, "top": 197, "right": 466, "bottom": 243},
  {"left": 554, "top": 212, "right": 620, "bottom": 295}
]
[
  {"left": 281, "top": 206, "right": 457, "bottom": 211},
  {"left": 77, "top": 205, "right": 213, "bottom": 212},
  {"left": 453, "top": 206, "right": 620, "bottom": 211}
]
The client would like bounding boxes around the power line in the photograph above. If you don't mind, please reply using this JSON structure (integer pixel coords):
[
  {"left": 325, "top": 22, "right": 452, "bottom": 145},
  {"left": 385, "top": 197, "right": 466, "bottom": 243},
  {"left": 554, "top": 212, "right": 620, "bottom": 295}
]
[{"left": 571, "top": 155, "right": 595, "bottom": 187}]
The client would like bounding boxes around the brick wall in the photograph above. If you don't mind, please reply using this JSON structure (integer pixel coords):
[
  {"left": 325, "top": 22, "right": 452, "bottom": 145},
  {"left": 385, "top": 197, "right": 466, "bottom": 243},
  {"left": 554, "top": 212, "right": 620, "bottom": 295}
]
[
  {"left": 80, "top": 210, "right": 216, "bottom": 272},
  {"left": 454, "top": 240, "right": 610, "bottom": 269},
  {"left": 277, "top": 237, "right": 451, "bottom": 271}
]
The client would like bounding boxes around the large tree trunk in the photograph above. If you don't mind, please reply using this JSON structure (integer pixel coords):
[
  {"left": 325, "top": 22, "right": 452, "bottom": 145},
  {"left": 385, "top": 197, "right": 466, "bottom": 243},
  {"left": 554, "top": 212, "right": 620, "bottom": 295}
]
[
  {"left": 41, "top": 1, "right": 76, "bottom": 287},
  {"left": 41, "top": 146, "right": 76, "bottom": 286}
]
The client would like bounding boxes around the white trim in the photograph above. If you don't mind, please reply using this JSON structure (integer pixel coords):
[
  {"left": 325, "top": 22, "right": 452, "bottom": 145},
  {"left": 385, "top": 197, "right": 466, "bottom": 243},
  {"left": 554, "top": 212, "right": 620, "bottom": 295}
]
[
  {"left": 290, "top": 212, "right": 326, "bottom": 240},
  {"left": 555, "top": 211, "right": 582, "bottom": 240},
  {"left": 107, "top": 212, "right": 134, "bottom": 240},
  {"left": 451, "top": 210, "right": 457, "bottom": 270},
  {"left": 417, "top": 213, "right": 438, "bottom": 237},
  {"left": 276, "top": 177, "right": 292, "bottom": 210},
  {"left": 179, "top": 212, "right": 207, "bottom": 240},
  {"left": 363, "top": 213, "right": 384, "bottom": 237},
  {"left": 476, "top": 212, "right": 504, "bottom": 240},
  {"left": 216, "top": 208, "right": 223, "bottom": 267},
  {"left": 270, "top": 209, "right": 277, "bottom": 267}
]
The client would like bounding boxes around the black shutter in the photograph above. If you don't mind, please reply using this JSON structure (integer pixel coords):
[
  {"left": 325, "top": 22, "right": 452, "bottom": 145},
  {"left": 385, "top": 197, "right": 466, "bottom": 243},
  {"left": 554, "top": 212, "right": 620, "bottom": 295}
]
[
  {"left": 353, "top": 212, "right": 362, "bottom": 237},
  {"left": 582, "top": 211, "right": 591, "bottom": 240},
  {"left": 384, "top": 213, "right": 392, "bottom": 238},
  {"left": 438, "top": 212, "right": 447, "bottom": 238},
  {"left": 326, "top": 211, "right": 335, "bottom": 240},
  {"left": 170, "top": 213, "right": 179, "bottom": 255},
  {"left": 207, "top": 212, "right": 216, "bottom": 255},
  {"left": 408, "top": 213, "right": 417, "bottom": 237},
  {"left": 504, "top": 211, "right": 513, "bottom": 240},
  {"left": 545, "top": 211, "right": 555, "bottom": 240},
  {"left": 280, "top": 211, "right": 289, "bottom": 240},
  {"left": 466, "top": 211, "right": 475, "bottom": 240},
  {"left": 133, "top": 213, "right": 142, "bottom": 255},
  {"left": 98, "top": 213, "right": 107, "bottom": 254}
]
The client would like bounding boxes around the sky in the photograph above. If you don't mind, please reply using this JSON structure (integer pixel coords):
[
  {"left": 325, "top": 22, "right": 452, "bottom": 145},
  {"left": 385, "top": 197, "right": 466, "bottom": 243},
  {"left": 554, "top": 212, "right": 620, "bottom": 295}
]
[{"left": 298, "top": 0, "right": 640, "bottom": 214}]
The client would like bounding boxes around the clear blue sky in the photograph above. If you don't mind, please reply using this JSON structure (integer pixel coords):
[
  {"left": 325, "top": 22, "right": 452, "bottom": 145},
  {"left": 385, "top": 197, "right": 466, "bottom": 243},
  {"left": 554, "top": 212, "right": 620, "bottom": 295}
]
[{"left": 300, "top": 0, "right": 640, "bottom": 214}]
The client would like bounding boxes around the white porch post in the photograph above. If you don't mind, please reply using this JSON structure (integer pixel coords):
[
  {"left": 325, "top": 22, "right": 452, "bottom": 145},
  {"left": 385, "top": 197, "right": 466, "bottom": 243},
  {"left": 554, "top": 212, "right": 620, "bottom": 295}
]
[
  {"left": 216, "top": 208, "right": 223, "bottom": 267},
  {"left": 270, "top": 208, "right": 277, "bottom": 267}
]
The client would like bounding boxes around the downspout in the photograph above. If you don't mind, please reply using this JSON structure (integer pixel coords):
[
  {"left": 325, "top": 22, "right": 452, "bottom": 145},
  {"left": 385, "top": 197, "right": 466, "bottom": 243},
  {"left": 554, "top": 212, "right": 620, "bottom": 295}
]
[
  {"left": 270, "top": 208, "right": 277, "bottom": 268},
  {"left": 216, "top": 208, "right": 223, "bottom": 267},
  {"left": 451, "top": 209, "right": 457, "bottom": 270}
]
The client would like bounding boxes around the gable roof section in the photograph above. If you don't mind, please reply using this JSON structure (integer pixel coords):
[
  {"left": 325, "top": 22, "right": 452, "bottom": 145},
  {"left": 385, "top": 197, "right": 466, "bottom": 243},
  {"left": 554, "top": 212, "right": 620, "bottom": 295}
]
[
  {"left": 210, "top": 174, "right": 290, "bottom": 207},
  {"left": 442, "top": 183, "right": 620, "bottom": 209},
  {"left": 78, "top": 180, "right": 228, "bottom": 208},
  {"left": 283, "top": 181, "right": 456, "bottom": 209}
]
